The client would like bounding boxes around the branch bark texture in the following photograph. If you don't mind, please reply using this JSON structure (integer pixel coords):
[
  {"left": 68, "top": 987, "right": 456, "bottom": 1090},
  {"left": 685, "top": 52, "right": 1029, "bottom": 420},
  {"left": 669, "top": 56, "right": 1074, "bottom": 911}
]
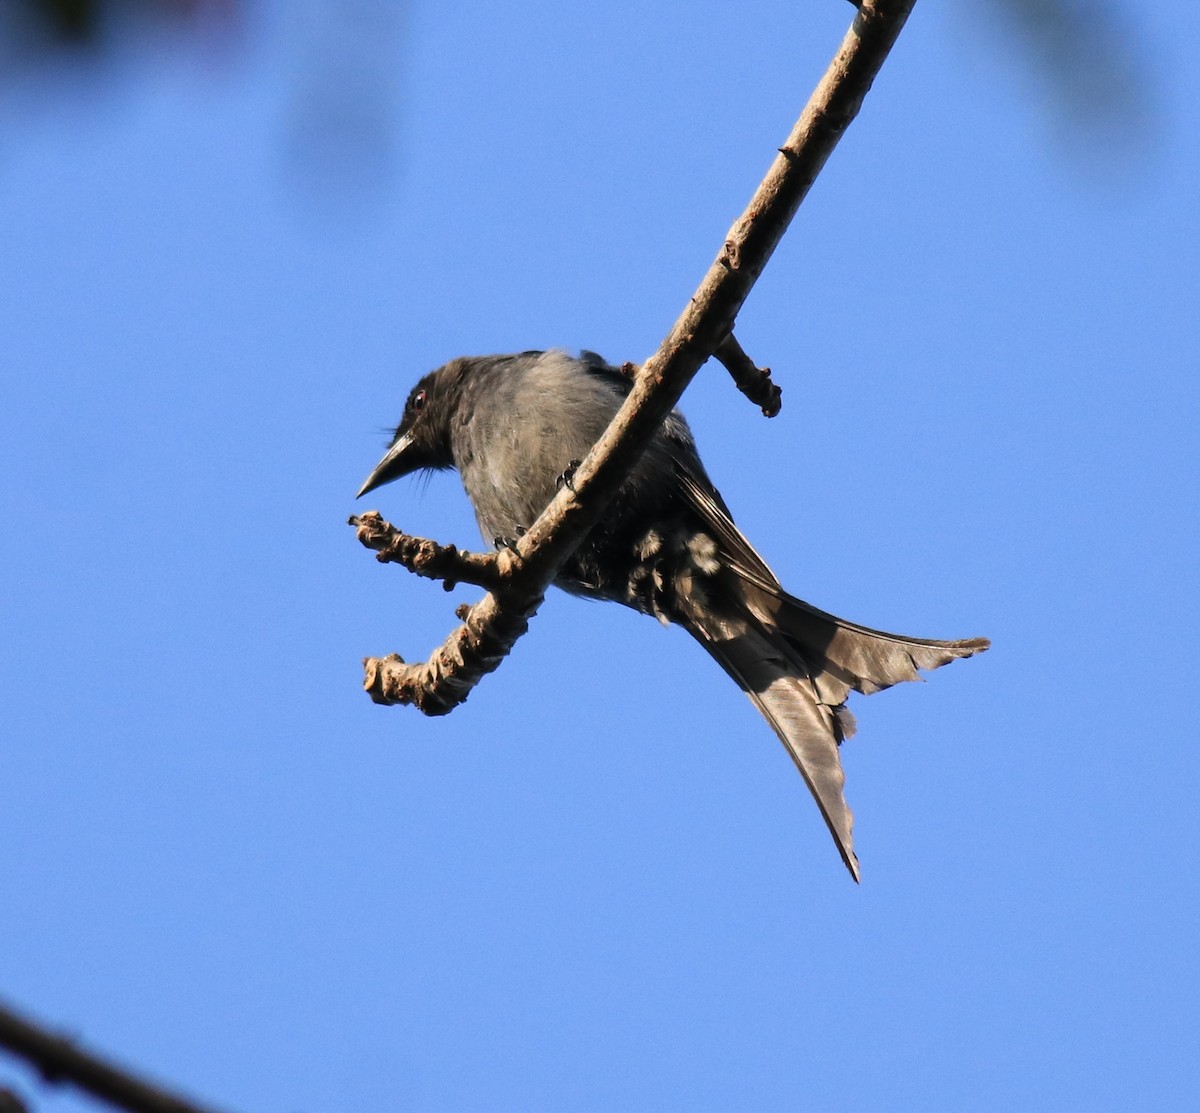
[{"left": 361, "top": 0, "right": 917, "bottom": 712}]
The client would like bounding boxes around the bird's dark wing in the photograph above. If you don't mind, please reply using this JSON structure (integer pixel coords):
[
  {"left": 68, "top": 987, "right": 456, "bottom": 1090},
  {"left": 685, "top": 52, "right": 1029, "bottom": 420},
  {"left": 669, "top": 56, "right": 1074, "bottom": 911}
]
[{"left": 673, "top": 460, "right": 990, "bottom": 705}]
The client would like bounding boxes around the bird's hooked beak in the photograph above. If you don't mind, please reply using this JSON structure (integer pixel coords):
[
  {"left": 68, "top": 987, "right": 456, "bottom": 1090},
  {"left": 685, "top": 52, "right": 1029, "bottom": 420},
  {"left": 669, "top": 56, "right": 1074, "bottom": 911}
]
[{"left": 356, "top": 431, "right": 417, "bottom": 498}]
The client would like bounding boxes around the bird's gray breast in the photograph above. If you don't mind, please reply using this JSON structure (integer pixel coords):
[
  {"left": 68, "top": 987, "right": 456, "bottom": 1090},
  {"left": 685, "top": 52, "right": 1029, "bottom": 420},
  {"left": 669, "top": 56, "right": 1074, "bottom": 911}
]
[
  {"left": 451, "top": 351, "right": 625, "bottom": 543},
  {"left": 445, "top": 350, "right": 723, "bottom": 619}
]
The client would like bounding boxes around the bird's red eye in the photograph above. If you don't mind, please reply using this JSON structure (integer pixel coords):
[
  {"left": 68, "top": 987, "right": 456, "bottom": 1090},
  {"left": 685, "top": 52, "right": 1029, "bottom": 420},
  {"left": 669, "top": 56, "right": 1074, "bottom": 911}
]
[{"left": 412, "top": 389, "right": 427, "bottom": 413}]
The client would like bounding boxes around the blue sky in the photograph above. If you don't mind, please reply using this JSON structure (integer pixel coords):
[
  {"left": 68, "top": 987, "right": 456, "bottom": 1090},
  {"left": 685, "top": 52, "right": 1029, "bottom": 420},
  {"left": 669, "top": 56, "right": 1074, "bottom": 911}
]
[{"left": 2, "top": 2, "right": 1197, "bottom": 1111}]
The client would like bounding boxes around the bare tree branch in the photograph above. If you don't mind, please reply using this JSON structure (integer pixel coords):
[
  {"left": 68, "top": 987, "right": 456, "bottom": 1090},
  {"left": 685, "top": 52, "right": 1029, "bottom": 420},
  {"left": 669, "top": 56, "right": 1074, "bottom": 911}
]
[
  {"left": 714, "top": 333, "right": 782, "bottom": 417},
  {"left": 0, "top": 999, "right": 234, "bottom": 1113},
  {"left": 359, "top": 0, "right": 917, "bottom": 713},
  {"left": 350, "top": 511, "right": 512, "bottom": 593}
]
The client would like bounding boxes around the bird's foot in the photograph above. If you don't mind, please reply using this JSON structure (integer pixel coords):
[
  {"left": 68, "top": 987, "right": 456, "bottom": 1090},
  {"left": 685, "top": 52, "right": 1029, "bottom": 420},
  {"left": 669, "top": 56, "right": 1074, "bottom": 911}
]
[
  {"left": 556, "top": 459, "right": 583, "bottom": 492},
  {"left": 493, "top": 527, "right": 526, "bottom": 553}
]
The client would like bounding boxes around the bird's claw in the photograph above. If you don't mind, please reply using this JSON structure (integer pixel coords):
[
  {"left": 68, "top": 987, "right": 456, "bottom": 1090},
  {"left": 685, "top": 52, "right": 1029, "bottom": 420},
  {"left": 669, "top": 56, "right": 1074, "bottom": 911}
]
[
  {"left": 556, "top": 459, "right": 583, "bottom": 492},
  {"left": 493, "top": 527, "right": 526, "bottom": 553}
]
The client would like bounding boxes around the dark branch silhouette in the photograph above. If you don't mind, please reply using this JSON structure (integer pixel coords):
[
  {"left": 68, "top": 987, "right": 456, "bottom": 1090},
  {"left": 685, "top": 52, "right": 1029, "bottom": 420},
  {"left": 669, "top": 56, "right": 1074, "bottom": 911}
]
[
  {"left": 0, "top": 1086, "right": 30, "bottom": 1113},
  {"left": 354, "top": 0, "right": 917, "bottom": 714},
  {"left": 0, "top": 999, "right": 233, "bottom": 1113}
]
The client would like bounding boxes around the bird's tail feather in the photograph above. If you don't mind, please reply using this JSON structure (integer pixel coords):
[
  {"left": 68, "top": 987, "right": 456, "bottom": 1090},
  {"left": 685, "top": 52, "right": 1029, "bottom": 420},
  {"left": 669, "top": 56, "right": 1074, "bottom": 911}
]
[
  {"left": 673, "top": 459, "right": 989, "bottom": 704},
  {"left": 680, "top": 577, "right": 988, "bottom": 882},
  {"left": 685, "top": 610, "right": 862, "bottom": 881},
  {"left": 745, "top": 583, "right": 990, "bottom": 706}
]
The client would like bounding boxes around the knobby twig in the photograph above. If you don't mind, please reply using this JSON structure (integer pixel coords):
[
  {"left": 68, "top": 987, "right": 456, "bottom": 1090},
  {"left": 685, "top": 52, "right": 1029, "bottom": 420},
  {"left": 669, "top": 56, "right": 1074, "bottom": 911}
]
[
  {"left": 714, "top": 333, "right": 782, "bottom": 417},
  {"left": 351, "top": 511, "right": 511, "bottom": 593},
  {"left": 359, "top": 0, "right": 917, "bottom": 712},
  {"left": 0, "top": 1000, "right": 233, "bottom": 1113}
]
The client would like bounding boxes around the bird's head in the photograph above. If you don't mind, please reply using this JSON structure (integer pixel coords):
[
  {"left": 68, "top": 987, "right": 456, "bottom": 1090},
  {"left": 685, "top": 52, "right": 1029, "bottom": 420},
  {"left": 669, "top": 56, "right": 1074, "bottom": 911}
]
[{"left": 356, "top": 363, "right": 462, "bottom": 498}]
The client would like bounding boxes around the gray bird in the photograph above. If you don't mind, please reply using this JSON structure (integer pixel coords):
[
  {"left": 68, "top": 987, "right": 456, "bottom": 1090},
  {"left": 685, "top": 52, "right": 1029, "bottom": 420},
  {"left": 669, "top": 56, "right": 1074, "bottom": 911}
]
[{"left": 357, "top": 349, "right": 988, "bottom": 880}]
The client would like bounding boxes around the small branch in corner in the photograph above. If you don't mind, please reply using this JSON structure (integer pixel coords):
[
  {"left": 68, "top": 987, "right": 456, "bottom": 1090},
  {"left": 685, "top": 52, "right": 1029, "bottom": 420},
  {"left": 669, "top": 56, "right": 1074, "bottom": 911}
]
[{"left": 0, "top": 998, "right": 232, "bottom": 1113}]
